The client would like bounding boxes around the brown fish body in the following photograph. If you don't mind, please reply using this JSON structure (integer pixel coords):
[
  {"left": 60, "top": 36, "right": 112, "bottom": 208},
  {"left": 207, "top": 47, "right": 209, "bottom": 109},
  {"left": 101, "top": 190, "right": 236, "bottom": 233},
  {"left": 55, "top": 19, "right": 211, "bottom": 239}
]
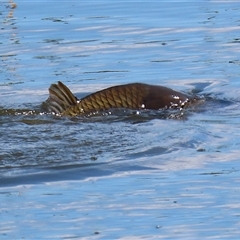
[{"left": 46, "top": 82, "right": 194, "bottom": 116}]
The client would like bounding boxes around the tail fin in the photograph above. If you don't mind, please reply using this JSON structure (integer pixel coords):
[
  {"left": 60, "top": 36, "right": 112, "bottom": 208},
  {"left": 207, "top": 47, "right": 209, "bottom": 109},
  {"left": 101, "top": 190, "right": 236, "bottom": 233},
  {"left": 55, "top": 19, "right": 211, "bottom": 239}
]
[{"left": 45, "top": 81, "right": 77, "bottom": 114}]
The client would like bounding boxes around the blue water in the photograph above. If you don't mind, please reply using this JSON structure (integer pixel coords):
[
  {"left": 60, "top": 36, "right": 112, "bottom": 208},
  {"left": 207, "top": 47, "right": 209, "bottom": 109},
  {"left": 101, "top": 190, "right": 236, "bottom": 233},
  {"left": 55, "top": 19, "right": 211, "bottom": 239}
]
[{"left": 1, "top": 1, "right": 240, "bottom": 239}]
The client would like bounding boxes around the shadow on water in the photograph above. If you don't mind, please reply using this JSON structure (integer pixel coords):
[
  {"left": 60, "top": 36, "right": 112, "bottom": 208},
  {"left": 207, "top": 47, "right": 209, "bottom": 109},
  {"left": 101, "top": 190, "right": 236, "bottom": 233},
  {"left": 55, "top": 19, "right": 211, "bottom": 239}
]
[{"left": 0, "top": 161, "right": 157, "bottom": 187}]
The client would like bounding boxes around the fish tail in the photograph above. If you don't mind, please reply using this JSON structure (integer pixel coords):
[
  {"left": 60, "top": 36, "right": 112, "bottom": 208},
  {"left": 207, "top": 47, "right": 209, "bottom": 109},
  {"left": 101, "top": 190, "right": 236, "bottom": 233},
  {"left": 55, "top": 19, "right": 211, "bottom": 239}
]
[{"left": 46, "top": 81, "right": 77, "bottom": 114}]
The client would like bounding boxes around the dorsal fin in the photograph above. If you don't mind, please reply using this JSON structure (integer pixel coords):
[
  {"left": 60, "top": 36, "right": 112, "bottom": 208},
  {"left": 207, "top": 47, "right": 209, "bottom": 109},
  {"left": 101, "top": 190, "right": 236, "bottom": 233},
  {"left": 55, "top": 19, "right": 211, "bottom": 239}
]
[{"left": 46, "top": 81, "right": 77, "bottom": 114}]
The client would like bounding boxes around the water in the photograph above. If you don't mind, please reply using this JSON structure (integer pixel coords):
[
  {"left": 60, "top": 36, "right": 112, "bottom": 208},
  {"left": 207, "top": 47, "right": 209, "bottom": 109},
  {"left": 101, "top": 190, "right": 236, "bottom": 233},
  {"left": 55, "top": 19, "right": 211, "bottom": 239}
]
[{"left": 1, "top": 1, "right": 240, "bottom": 239}]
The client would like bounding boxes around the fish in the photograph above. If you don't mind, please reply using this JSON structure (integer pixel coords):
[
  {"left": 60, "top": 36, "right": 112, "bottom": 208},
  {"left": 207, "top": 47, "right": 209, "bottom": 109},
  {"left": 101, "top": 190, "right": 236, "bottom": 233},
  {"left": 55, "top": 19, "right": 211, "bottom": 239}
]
[{"left": 44, "top": 81, "right": 198, "bottom": 116}]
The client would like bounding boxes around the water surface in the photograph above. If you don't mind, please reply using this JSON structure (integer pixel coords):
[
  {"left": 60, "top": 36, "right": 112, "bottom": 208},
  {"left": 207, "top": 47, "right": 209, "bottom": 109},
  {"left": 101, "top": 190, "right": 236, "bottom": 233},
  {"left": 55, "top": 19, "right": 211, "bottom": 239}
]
[{"left": 1, "top": 1, "right": 240, "bottom": 239}]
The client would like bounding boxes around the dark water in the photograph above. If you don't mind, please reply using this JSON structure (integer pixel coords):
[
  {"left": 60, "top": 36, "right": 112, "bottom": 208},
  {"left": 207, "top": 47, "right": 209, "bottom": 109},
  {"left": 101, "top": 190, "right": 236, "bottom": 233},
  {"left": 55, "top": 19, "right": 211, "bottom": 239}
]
[{"left": 1, "top": 1, "right": 240, "bottom": 239}]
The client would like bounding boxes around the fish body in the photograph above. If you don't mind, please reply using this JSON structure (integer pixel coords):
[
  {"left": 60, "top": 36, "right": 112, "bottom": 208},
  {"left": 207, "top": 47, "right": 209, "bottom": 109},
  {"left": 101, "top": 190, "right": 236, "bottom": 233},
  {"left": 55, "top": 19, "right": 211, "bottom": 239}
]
[{"left": 46, "top": 81, "right": 195, "bottom": 116}]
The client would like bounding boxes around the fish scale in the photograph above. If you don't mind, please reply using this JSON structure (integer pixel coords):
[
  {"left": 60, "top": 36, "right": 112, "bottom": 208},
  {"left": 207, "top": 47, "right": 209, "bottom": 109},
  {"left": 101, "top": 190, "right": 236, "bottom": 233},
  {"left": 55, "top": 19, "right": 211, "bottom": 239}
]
[{"left": 45, "top": 81, "right": 198, "bottom": 116}]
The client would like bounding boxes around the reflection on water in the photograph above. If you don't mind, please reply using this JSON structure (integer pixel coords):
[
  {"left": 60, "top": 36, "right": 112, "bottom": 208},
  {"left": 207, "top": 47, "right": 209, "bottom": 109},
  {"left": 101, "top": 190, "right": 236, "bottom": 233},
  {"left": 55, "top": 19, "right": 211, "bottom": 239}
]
[{"left": 1, "top": 1, "right": 240, "bottom": 239}]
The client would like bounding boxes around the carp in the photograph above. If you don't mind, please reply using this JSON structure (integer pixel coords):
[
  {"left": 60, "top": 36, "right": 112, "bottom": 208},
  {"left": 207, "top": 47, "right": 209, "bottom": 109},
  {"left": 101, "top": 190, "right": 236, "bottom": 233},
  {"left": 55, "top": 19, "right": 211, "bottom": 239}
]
[{"left": 44, "top": 81, "right": 197, "bottom": 116}]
